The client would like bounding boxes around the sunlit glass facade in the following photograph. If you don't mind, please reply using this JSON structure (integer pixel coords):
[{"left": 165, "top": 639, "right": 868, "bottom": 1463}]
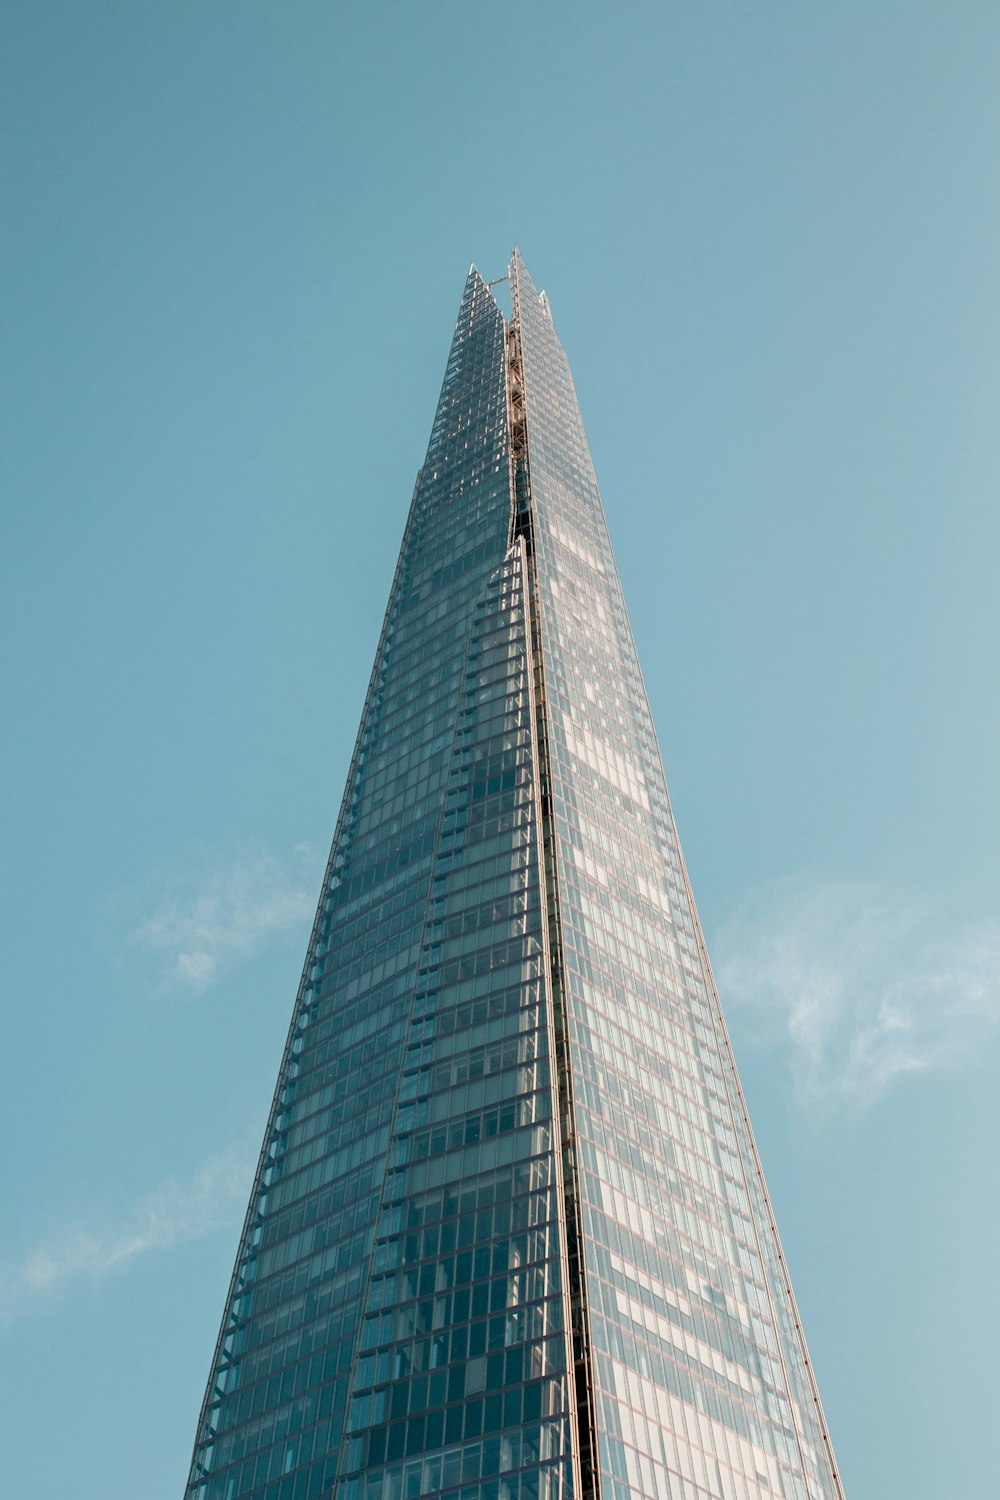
[{"left": 186, "top": 254, "right": 844, "bottom": 1500}]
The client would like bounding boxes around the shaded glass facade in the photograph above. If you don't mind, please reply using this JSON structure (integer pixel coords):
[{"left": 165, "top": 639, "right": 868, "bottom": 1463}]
[{"left": 187, "top": 254, "right": 843, "bottom": 1500}]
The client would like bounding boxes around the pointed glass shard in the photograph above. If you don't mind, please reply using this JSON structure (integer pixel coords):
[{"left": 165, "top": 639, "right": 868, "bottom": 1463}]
[{"left": 186, "top": 257, "right": 844, "bottom": 1500}]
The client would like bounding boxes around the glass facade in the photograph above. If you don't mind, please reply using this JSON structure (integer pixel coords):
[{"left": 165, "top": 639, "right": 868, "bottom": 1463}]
[{"left": 186, "top": 256, "right": 843, "bottom": 1500}]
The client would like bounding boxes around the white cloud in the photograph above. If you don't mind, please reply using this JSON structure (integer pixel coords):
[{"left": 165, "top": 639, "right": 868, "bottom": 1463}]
[
  {"left": 2, "top": 1145, "right": 255, "bottom": 1319},
  {"left": 131, "top": 841, "right": 322, "bottom": 994},
  {"left": 714, "top": 877, "right": 1000, "bottom": 1111}
]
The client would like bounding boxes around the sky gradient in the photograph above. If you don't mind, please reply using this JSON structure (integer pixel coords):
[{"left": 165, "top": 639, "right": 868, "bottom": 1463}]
[{"left": 3, "top": 5, "right": 999, "bottom": 1497}]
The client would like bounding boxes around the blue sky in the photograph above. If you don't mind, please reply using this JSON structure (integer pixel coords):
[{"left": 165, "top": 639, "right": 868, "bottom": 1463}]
[{"left": 3, "top": 4, "right": 999, "bottom": 1496}]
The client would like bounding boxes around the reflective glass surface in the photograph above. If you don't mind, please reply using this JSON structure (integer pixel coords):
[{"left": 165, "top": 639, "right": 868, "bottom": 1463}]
[
  {"left": 512, "top": 253, "right": 841, "bottom": 1500},
  {"left": 187, "top": 256, "right": 842, "bottom": 1500},
  {"left": 186, "top": 270, "right": 570, "bottom": 1500}
]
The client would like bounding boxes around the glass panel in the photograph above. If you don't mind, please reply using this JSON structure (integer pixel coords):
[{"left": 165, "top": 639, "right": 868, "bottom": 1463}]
[
  {"left": 184, "top": 269, "right": 576, "bottom": 1500},
  {"left": 512, "top": 251, "right": 841, "bottom": 1500}
]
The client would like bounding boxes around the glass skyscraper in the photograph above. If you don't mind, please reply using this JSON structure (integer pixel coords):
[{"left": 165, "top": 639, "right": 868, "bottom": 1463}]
[{"left": 186, "top": 252, "right": 844, "bottom": 1500}]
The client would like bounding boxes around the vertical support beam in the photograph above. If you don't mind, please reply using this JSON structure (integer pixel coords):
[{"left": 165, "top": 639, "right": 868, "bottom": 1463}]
[{"left": 506, "top": 291, "right": 602, "bottom": 1500}]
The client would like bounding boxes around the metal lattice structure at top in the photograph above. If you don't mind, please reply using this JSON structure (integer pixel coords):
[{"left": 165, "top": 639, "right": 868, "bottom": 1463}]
[{"left": 187, "top": 252, "right": 844, "bottom": 1500}]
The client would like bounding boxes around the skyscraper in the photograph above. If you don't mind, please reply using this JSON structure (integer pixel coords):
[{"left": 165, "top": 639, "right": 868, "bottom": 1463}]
[{"left": 187, "top": 252, "right": 844, "bottom": 1500}]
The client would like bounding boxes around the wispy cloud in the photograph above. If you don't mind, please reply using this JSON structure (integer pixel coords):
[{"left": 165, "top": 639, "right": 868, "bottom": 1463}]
[
  {"left": 130, "top": 841, "right": 322, "bottom": 994},
  {"left": 3, "top": 1145, "right": 255, "bottom": 1320},
  {"left": 714, "top": 877, "right": 1000, "bottom": 1111}
]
